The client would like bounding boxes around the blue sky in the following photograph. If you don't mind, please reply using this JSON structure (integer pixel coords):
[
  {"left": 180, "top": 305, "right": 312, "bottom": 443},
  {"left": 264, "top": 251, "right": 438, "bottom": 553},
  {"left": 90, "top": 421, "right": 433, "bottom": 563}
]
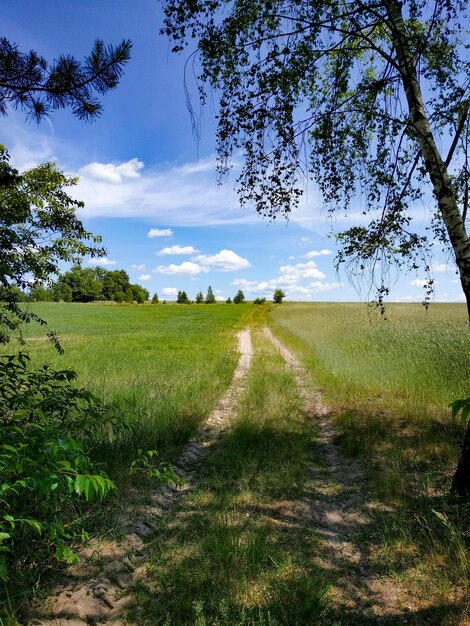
[{"left": 1, "top": 1, "right": 464, "bottom": 303}]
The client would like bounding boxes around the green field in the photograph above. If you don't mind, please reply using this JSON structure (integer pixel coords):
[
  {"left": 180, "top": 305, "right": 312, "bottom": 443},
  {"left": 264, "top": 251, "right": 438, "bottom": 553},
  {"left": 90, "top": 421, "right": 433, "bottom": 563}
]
[
  {"left": 6, "top": 301, "right": 469, "bottom": 625},
  {"left": 22, "top": 302, "right": 251, "bottom": 461}
]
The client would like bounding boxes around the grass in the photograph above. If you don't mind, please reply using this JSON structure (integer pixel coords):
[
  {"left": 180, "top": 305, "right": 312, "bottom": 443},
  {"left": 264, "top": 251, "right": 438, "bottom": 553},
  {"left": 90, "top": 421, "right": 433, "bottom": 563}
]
[
  {"left": 132, "top": 329, "right": 329, "bottom": 626},
  {"left": 20, "top": 302, "right": 251, "bottom": 466},
  {"left": 270, "top": 302, "right": 470, "bottom": 624}
]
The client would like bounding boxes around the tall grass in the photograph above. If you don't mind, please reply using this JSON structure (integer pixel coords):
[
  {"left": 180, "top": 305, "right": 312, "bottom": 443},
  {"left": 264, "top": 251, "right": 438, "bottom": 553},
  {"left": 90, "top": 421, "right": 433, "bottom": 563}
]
[
  {"left": 271, "top": 302, "right": 470, "bottom": 418},
  {"left": 133, "top": 330, "right": 329, "bottom": 626},
  {"left": 21, "top": 302, "right": 251, "bottom": 466},
  {"left": 270, "top": 303, "right": 469, "bottom": 623}
]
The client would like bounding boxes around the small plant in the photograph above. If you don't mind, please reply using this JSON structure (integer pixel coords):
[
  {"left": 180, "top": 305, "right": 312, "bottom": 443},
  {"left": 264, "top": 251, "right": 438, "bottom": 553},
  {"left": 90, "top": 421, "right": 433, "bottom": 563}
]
[{"left": 130, "top": 449, "right": 180, "bottom": 486}]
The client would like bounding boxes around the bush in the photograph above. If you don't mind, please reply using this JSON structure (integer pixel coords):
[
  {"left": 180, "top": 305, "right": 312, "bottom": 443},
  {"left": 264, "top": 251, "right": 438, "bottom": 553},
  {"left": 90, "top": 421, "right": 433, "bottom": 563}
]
[
  {"left": 233, "top": 290, "right": 245, "bottom": 304},
  {"left": 0, "top": 352, "right": 116, "bottom": 584},
  {"left": 253, "top": 297, "right": 266, "bottom": 304}
]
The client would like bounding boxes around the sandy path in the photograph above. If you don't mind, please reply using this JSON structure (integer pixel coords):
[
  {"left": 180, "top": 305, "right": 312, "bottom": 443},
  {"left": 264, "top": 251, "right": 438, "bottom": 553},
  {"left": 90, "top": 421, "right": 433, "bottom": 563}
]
[
  {"left": 31, "top": 330, "right": 252, "bottom": 626},
  {"left": 262, "top": 326, "right": 402, "bottom": 620}
]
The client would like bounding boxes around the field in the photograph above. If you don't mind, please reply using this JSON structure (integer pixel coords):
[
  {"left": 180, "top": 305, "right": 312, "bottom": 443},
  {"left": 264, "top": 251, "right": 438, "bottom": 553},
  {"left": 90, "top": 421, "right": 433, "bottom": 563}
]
[{"left": 4, "top": 301, "right": 469, "bottom": 625}]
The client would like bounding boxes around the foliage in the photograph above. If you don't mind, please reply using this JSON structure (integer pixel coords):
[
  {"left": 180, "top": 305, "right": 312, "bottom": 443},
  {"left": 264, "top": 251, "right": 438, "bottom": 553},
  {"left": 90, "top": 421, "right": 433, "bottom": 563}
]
[
  {"left": 226, "top": 297, "right": 232, "bottom": 304},
  {"left": 205, "top": 285, "right": 216, "bottom": 304},
  {"left": 177, "top": 290, "right": 190, "bottom": 304},
  {"left": 152, "top": 292, "right": 159, "bottom": 304},
  {"left": 129, "top": 449, "right": 180, "bottom": 486},
  {"left": 233, "top": 290, "right": 245, "bottom": 304},
  {"left": 253, "top": 297, "right": 266, "bottom": 305},
  {"left": 273, "top": 289, "right": 286, "bottom": 305},
  {"left": 0, "top": 36, "right": 131, "bottom": 121},
  {"left": 0, "top": 351, "right": 115, "bottom": 584},
  {"left": 195, "top": 291, "right": 204, "bottom": 304},
  {"left": 34, "top": 266, "right": 150, "bottom": 304},
  {"left": 162, "top": 0, "right": 470, "bottom": 310}
]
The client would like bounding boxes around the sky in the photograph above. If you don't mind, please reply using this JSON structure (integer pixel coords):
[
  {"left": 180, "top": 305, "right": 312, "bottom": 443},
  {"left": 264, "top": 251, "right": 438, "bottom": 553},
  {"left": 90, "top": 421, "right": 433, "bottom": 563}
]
[{"left": 0, "top": 1, "right": 465, "bottom": 303}]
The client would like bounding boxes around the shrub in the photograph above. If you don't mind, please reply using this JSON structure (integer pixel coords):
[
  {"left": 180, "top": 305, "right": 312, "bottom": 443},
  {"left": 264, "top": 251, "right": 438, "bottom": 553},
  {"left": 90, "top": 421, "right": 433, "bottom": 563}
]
[
  {"left": 233, "top": 290, "right": 245, "bottom": 304},
  {"left": 0, "top": 352, "right": 116, "bottom": 583},
  {"left": 253, "top": 297, "right": 266, "bottom": 304},
  {"left": 273, "top": 289, "right": 286, "bottom": 304}
]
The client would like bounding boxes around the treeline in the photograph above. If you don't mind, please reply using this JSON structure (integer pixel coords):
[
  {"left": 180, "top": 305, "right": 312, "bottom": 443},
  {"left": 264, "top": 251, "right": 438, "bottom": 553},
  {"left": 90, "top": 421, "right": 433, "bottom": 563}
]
[
  {"left": 176, "top": 287, "right": 286, "bottom": 304},
  {"left": 13, "top": 266, "right": 150, "bottom": 304}
]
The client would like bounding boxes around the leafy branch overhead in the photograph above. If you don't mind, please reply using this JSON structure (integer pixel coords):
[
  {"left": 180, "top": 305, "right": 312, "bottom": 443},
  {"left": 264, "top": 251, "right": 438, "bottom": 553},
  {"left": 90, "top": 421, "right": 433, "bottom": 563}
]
[
  {"left": 0, "top": 37, "right": 131, "bottom": 121},
  {"left": 162, "top": 0, "right": 469, "bottom": 311}
]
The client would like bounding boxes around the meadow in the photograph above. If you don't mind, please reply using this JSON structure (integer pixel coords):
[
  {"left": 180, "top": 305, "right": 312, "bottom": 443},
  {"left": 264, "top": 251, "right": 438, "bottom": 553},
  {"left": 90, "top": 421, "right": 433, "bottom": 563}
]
[
  {"left": 6, "top": 301, "right": 469, "bottom": 625},
  {"left": 21, "top": 302, "right": 251, "bottom": 465}
]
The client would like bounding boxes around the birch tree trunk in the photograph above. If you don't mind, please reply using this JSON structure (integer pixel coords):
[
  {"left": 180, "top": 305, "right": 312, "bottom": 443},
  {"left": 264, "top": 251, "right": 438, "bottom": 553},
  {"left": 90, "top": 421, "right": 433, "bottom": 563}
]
[{"left": 386, "top": 0, "right": 470, "bottom": 498}]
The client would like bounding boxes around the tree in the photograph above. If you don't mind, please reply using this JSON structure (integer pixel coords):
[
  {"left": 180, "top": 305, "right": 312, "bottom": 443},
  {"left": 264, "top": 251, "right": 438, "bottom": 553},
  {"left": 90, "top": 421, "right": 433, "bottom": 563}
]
[
  {"left": 195, "top": 291, "right": 204, "bottom": 303},
  {"left": 205, "top": 285, "right": 216, "bottom": 304},
  {"left": 226, "top": 297, "right": 232, "bottom": 304},
  {"left": 273, "top": 289, "right": 286, "bottom": 304},
  {"left": 57, "top": 266, "right": 103, "bottom": 303},
  {"left": 151, "top": 292, "right": 159, "bottom": 304},
  {"left": 162, "top": 0, "right": 470, "bottom": 314},
  {"left": 0, "top": 37, "right": 131, "bottom": 121},
  {"left": 253, "top": 297, "right": 266, "bottom": 304},
  {"left": 177, "top": 290, "right": 189, "bottom": 303},
  {"left": 233, "top": 290, "right": 245, "bottom": 304},
  {"left": 29, "top": 285, "right": 54, "bottom": 302},
  {"left": 163, "top": 0, "right": 470, "bottom": 499},
  {"left": 52, "top": 282, "right": 72, "bottom": 303},
  {"left": 131, "top": 284, "right": 149, "bottom": 303}
]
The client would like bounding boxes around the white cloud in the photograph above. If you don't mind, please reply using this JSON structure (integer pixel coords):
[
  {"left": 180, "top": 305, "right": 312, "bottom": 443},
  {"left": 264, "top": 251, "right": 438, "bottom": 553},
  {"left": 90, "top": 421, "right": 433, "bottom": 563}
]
[
  {"left": 157, "top": 245, "right": 199, "bottom": 256},
  {"left": 300, "top": 237, "right": 310, "bottom": 242},
  {"left": 194, "top": 249, "right": 251, "bottom": 272},
  {"left": 432, "top": 263, "right": 455, "bottom": 273},
  {"left": 147, "top": 228, "right": 173, "bottom": 238},
  {"left": 138, "top": 274, "right": 152, "bottom": 281},
  {"left": 131, "top": 264, "right": 146, "bottom": 270},
  {"left": 410, "top": 279, "right": 428, "bottom": 287},
  {"left": 279, "top": 261, "right": 325, "bottom": 281},
  {"left": 88, "top": 257, "right": 117, "bottom": 266},
  {"left": 304, "top": 249, "right": 333, "bottom": 258},
  {"left": 288, "top": 256, "right": 295, "bottom": 260},
  {"left": 215, "top": 296, "right": 225, "bottom": 301},
  {"left": 154, "top": 262, "right": 208, "bottom": 276},
  {"left": 79, "top": 158, "right": 143, "bottom": 184},
  {"left": 310, "top": 281, "right": 342, "bottom": 292},
  {"left": 162, "top": 287, "right": 178, "bottom": 297}
]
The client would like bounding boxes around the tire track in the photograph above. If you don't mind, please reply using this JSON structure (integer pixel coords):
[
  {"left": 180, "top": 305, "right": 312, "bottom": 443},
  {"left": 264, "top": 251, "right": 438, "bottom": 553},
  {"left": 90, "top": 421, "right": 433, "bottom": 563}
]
[
  {"left": 31, "top": 329, "right": 252, "bottom": 626},
  {"left": 262, "top": 326, "right": 401, "bottom": 620}
]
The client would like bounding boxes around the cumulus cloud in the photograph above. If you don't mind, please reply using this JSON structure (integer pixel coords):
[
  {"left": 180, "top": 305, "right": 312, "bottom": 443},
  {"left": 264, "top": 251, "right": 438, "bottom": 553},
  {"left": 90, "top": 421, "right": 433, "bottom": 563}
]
[
  {"left": 432, "top": 263, "right": 455, "bottom": 273},
  {"left": 153, "top": 262, "right": 208, "bottom": 276},
  {"left": 162, "top": 287, "right": 178, "bottom": 297},
  {"left": 79, "top": 158, "right": 143, "bottom": 184},
  {"left": 131, "top": 264, "right": 146, "bottom": 270},
  {"left": 410, "top": 279, "right": 428, "bottom": 287},
  {"left": 138, "top": 274, "right": 152, "bottom": 281},
  {"left": 147, "top": 228, "right": 173, "bottom": 238},
  {"left": 88, "top": 257, "right": 117, "bottom": 266},
  {"left": 194, "top": 249, "right": 251, "bottom": 272},
  {"left": 157, "top": 245, "right": 199, "bottom": 256},
  {"left": 304, "top": 249, "right": 333, "bottom": 258},
  {"left": 279, "top": 261, "right": 325, "bottom": 282},
  {"left": 310, "top": 281, "right": 342, "bottom": 292}
]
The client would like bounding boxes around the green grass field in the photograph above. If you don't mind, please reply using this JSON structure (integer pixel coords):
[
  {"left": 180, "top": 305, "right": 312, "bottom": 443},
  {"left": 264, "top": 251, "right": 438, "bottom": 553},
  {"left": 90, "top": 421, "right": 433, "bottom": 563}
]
[
  {"left": 7, "top": 301, "right": 469, "bottom": 625},
  {"left": 270, "top": 302, "right": 469, "bottom": 621},
  {"left": 21, "top": 302, "right": 251, "bottom": 464}
]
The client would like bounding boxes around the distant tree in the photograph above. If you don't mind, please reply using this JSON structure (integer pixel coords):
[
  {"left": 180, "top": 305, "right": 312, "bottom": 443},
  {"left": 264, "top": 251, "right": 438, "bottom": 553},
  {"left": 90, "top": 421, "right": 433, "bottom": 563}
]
[
  {"left": 205, "top": 285, "right": 216, "bottom": 304},
  {"left": 52, "top": 282, "right": 72, "bottom": 303},
  {"left": 253, "top": 297, "right": 266, "bottom": 304},
  {"left": 57, "top": 266, "right": 102, "bottom": 303},
  {"left": 29, "top": 285, "right": 54, "bottom": 302},
  {"left": 195, "top": 291, "right": 204, "bottom": 304},
  {"left": 233, "top": 290, "right": 245, "bottom": 304},
  {"left": 226, "top": 297, "right": 232, "bottom": 304},
  {"left": 0, "top": 37, "right": 131, "bottom": 121},
  {"left": 151, "top": 292, "right": 159, "bottom": 304},
  {"left": 131, "top": 284, "right": 149, "bottom": 304},
  {"left": 273, "top": 289, "right": 286, "bottom": 304},
  {"left": 177, "top": 290, "right": 189, "bottom": 304}
]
